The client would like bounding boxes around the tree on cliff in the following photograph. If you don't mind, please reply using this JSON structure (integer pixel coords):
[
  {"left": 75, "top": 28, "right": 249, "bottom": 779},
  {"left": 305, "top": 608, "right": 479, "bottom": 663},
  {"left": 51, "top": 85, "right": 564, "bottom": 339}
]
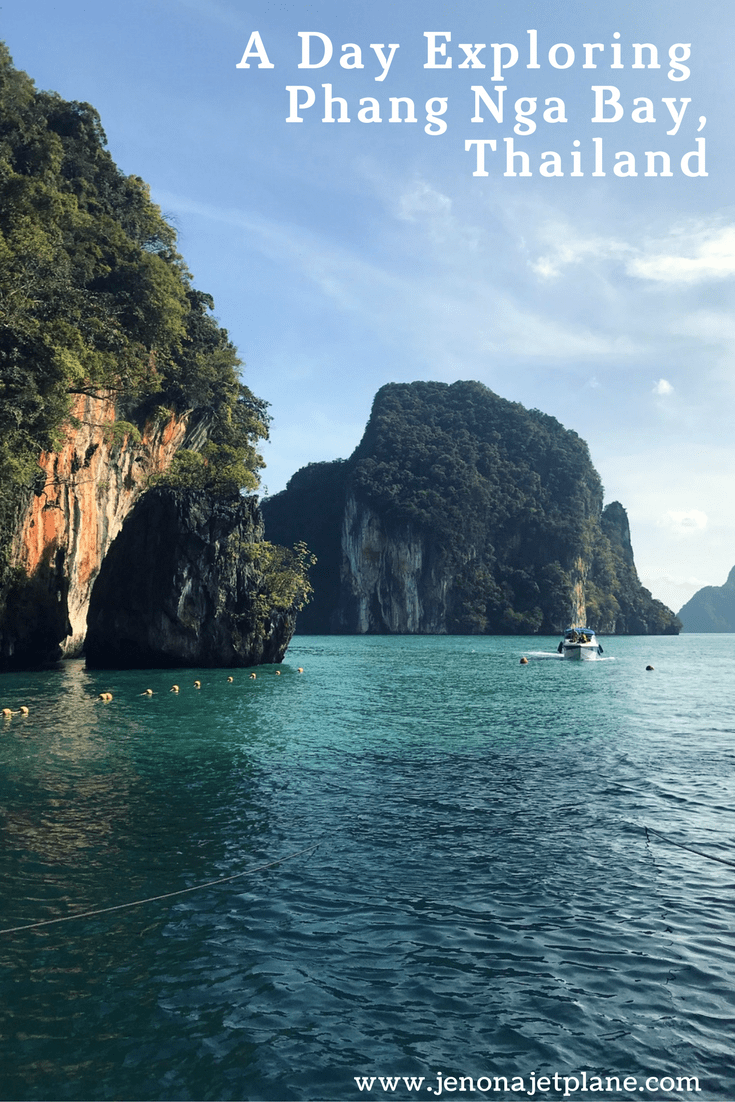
[{"left": 0, "top": 43, "right": 268, "bottom": 585}]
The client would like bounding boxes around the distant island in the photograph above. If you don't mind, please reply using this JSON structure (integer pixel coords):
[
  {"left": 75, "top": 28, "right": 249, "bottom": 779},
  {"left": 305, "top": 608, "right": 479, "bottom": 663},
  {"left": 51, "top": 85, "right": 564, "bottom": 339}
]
[
  {"left": 677, "top": 568, "right": 735, "bottom": 632},
  {"left": 263, "top": 381, "right": 681, "bottom": 636}
]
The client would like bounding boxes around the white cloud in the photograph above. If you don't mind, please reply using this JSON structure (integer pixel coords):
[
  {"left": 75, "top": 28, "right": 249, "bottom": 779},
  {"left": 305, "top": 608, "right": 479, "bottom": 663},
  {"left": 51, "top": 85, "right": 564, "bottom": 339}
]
[
  {"left": 527, "top": 217, "right": 735, "bottom": 289},
  {"left": 397, "top": 181, "right": 452, "bottom": 223},
  {"left": 658, "top": 510, "right": 708, "bottom": 538},
  {"left": 653, "top": 378, "right": 674, "bottom": 396},
  {"left": 628, "top": 226, "right": 735, "bottom": 284}
]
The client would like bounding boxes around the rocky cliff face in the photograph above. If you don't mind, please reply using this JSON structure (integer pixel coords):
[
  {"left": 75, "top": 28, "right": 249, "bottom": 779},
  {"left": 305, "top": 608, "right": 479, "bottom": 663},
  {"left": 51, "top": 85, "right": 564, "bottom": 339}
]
[
  {"left": 586, "top": 501, "right": 677, "bottom": 634},
  {"left": 676, "top": 566, "right": 735, "bottom": 631},
  {"left": 337, "top": 492, "right": 451, "bottom": 633},
  {"left": 0, "top": 399, "right": 301, "bottom": 669},
  {"left": 85, "top": 488, "right": 296, "bottom": 668},
  {"left": 0, "top": 48, "right": 283, "bottom": 670},
  {"left": 0, "top": 395, "right": 197, "bottom": 667},
  {"left": 263, "top": 381, "right": 681, "bottom": 636}
]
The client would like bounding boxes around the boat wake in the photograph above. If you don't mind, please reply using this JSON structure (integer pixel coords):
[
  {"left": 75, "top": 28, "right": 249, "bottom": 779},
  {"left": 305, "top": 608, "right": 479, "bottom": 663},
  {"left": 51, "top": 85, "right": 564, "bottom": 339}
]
[{"left": 524, "top": 652, "right": 616, "bottom": 662}]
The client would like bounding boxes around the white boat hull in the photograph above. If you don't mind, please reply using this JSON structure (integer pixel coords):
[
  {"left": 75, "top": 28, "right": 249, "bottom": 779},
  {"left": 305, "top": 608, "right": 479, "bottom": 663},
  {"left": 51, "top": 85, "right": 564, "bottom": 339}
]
[{"left": 562, "top": 643, "right": 601, "bottom": 660}]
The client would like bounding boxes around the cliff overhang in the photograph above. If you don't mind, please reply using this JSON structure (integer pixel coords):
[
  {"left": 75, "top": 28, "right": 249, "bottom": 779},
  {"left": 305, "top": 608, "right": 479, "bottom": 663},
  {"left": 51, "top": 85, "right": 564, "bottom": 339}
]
[{"left": 1, "top": 395, "right": 191, "bottom": 668}]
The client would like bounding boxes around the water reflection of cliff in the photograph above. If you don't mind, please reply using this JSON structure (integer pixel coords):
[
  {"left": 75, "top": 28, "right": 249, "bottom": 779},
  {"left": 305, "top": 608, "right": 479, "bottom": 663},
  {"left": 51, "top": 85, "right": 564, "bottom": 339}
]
[{"left": 0, "top": 660, "right": 271, "bottom": 925}]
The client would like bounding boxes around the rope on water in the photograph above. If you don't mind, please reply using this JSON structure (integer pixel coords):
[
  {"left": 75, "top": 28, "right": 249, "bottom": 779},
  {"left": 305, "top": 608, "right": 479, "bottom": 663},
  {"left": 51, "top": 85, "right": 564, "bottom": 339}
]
[
  {"left": 645, "top": 826, "right": 735, "bottom": 869},
  {"left": 0, "top": 843, "right": 319, "bottom": 935}
]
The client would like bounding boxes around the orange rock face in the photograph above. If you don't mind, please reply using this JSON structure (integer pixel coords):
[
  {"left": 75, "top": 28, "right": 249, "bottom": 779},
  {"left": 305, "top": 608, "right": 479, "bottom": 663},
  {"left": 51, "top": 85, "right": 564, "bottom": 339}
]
[{"left": 12, "top": 393, "right": 190, "bottom": 655}]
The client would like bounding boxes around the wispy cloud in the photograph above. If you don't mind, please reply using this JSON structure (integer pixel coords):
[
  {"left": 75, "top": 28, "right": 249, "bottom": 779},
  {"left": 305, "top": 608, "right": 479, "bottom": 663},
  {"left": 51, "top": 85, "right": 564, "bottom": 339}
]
[
  {"left": 530, "top": 223, "right": 630, "bottom": 279},
  {"left": 629, "top": 226, "right": 735, "bottom": 284},
  {"left": 528, "top": 217, "right": 735, "bottom": 288},
  {"left": 397, "top": 181, "right": 452, "bottom": 224},
  {"left": 156, "top": 184, "right": 735, "bottom": 391},
  {"left": 156, "top": 185, "right": 644, "bottom": 368}
]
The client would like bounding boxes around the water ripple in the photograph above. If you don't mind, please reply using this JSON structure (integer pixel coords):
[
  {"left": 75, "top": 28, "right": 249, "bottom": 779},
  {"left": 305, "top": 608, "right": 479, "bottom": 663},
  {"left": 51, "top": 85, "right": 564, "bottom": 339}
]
[{"left": 0, "top": 637, "right": 733, "bottom": 1100}]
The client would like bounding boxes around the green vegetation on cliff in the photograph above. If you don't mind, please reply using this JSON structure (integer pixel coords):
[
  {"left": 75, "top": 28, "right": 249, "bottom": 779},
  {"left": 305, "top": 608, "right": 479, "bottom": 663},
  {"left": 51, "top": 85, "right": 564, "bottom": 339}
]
[
  {"left": 263, "top": 381, "right": 680, "bottom": 635},
  {"left": 0, "top": 45, "right": 317, "bottom": 667},
  {"left": 0, "top": 43, "right": 268, "bottom": 586},
  {"left": 677, "top": 567, "right": 735, "bottom": 632}
]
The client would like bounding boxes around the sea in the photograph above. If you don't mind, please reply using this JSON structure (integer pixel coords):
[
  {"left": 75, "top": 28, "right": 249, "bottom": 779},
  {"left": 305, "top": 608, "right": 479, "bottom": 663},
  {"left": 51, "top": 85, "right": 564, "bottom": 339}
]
[{"left": 0, "top": 634, "right": 733, "bottom": 1102}]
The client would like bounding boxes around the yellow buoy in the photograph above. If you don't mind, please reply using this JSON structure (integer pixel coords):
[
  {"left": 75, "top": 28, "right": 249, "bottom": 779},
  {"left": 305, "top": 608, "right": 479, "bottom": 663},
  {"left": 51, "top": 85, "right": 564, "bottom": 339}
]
[
  {"left": 250, "top": 672, "right": 256, "bottom": 680},
  {"left": 193, "top": 680, "right": 201, "bottom": 689},
  {"left": 276, "top": 670, "right": 281, "bottom": 675},
  {"left": 170, "top": 684, "right": 179, "bottom": 693},
  {"left": 2, "top": 707, "right": 12, "bottom": 718},
  {"left": 141, "top": 688, "right": 154, "bottom": 696},
  {"left": 227, "top": 676, "right": 234, "bottom": 683},
  {"left": 19, "top": 705, "right": 29, "bottom": 715},
  {"left": 520, "top": 657, "right": 528, "bottom": 665},
  {"left": 297, "top": 667, "right": 304, "bottom": 674}
]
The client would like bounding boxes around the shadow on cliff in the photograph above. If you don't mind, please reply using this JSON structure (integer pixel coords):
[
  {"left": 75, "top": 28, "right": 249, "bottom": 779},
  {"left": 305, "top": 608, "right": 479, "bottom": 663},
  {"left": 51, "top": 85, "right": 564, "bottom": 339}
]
[
  {"left": 84, "top": 488, "right": 306, "bottom": 670},
  {"left": 0, "top": 547, "right": 72, "bottom": 668}
]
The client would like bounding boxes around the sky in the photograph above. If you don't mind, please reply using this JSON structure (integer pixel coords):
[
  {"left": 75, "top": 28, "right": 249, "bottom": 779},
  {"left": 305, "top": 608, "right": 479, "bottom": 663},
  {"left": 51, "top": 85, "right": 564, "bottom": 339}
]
[{"left": 2, "top": 0, "right": 734, "bottom": 614}]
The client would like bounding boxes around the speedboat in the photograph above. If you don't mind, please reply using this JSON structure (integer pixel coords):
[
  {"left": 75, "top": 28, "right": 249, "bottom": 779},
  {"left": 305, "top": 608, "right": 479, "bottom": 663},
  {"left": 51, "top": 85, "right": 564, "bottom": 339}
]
[{"left": 558, "top": 627, "right": 603, "bottom": 660}]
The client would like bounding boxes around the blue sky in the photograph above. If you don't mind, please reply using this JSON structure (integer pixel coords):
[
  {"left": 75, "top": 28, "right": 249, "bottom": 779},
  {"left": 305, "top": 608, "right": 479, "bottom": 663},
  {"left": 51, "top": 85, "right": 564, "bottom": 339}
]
[{"left": 3, "top": 0, "right": 734, "bottom": 613}]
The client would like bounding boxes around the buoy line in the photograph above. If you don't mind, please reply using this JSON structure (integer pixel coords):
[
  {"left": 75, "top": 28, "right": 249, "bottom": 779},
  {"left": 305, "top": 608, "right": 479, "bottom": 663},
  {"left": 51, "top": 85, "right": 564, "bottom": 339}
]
[
  {"left": 0, "top": 843, "right": 319, "bottom": 935},
  {"left": 645, "top": 826, "right": 735, "bottom": 869}
]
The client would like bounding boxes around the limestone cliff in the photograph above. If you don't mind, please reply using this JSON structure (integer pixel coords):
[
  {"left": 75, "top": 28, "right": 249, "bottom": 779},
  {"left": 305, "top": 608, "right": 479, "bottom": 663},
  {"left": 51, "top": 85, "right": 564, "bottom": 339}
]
[
  {"left": 85, "top": 489, "right": 296, "bottom": 668},
  {"left": 263, "top": 381, "right": 681, "bottom": 636},
  {"left": 0, "top": 396, "right": 202, "bottom": 667},
  {"left": 337, "top": 492, "right": 451, "bottom": 633},
  {"left": 584, "top": 500, "right": 676, "bottom": 634},
  {"left": 0, "top": 47, "right": 277, "bottom": 669}
]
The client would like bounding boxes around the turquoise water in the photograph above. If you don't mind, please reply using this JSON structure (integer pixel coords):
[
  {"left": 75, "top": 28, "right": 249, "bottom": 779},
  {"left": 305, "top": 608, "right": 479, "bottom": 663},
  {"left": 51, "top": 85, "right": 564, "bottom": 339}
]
[{"left": 0, "top": 634, "right": 733, "bottom": 1102}]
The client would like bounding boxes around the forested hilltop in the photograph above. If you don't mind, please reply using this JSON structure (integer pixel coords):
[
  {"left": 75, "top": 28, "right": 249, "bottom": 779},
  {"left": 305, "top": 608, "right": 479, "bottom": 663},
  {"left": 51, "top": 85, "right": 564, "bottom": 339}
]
[
  {"left": 0, "top": 45, "right": 310, "bottom": 666},
  {"left": 0, "top": 42, "right": 266, "bottom": 525},
  {"left": 263, "top": 381, "right": 681, "bottom": 636}
]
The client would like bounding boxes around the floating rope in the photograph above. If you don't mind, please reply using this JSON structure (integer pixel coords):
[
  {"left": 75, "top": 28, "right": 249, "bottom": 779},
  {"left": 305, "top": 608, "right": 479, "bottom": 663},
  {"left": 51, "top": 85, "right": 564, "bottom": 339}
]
[
  {"left": 0, "top": 843, "right": 319, "bottom": 935},
  {"left": 645, "top": 826, "right": 735, "bottom": 869}
]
